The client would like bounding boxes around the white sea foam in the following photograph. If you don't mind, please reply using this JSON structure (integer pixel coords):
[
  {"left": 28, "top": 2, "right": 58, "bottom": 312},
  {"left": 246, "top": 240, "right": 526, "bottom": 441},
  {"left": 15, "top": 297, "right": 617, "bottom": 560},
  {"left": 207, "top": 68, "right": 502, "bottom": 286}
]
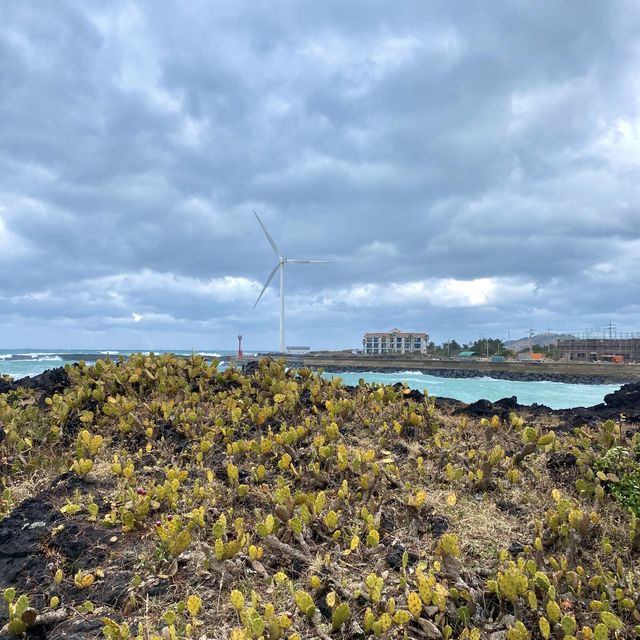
[
  {"left": 35, "top": 356, "right": 62, "bottom": 362},
  {"left": 396, "top": 370, "right": 428, "bottom": 376},
  {"left": 197, "top": 352, "right": 221, "bottom": 357},
  {"left": 100, "top": 351, "right": 120, "bottom": 355},
  {"left": 328, "top": 370, "right": 424, "bottom": 378},
  {"left": 18, "top": 352, "right": 59, "bottom": 359}
]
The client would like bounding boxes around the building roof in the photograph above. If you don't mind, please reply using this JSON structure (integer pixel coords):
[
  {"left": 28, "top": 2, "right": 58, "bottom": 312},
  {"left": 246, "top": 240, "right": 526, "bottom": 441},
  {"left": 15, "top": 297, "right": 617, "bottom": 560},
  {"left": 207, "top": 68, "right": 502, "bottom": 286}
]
[
  {"left": 364, "top": 330, "right": 428, "bottom": 338},
  {"left": 458, "top": 351, "right": 477, "bottom": 357}
]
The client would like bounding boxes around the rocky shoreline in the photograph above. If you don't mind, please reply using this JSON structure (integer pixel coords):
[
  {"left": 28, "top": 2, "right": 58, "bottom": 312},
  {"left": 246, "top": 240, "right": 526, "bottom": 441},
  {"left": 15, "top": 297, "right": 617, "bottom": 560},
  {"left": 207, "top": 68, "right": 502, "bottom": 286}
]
[
  {"left": 431, "top": 382, "right": 640, "bottom": 428},
  {"left": 5, "top": 366, "right": 640, "bottom": 428},
  {"left": 310, "top": 364, "right": 626, "bottom": 385},
  {"left": 251, "top": 360, "right": 640, "bottom": 425}
]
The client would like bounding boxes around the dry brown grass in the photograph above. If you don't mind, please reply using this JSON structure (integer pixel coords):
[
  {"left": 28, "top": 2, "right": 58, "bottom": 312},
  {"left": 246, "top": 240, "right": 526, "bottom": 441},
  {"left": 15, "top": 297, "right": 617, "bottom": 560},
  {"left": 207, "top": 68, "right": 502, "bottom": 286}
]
[{"left": 1, "top": 357, "right": 639, "bottom": 639}]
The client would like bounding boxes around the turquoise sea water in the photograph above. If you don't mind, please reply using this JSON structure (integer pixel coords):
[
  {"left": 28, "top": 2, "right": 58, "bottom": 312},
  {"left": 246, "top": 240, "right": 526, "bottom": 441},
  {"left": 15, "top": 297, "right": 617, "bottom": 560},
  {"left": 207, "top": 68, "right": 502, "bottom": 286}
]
[
  {"left": 0, "top": 349, "right": 237, "bottom": 380},
  {"left": 0, "top": 350, "right": 620, "bottom": 410},
  {"left": 322, "top": 371, "right": 620, "bottom": 410}
]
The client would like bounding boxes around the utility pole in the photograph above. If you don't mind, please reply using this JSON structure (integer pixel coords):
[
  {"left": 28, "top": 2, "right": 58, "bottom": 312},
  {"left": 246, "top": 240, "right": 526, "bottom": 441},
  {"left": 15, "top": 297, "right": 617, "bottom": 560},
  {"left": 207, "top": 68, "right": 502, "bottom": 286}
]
[
  {"left": 529, "top": 328, "right": 535, "bottom": 355},
  {"left": 486, "top": 337, "right": 489, "bottom": 358}
]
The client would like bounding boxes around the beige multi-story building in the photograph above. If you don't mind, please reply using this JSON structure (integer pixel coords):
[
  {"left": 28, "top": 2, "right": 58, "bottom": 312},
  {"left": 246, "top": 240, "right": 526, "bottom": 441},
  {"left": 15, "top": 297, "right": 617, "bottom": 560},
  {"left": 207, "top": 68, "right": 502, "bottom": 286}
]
[{"left": 363, "top": 329, "right": 428, "bottom": 355}]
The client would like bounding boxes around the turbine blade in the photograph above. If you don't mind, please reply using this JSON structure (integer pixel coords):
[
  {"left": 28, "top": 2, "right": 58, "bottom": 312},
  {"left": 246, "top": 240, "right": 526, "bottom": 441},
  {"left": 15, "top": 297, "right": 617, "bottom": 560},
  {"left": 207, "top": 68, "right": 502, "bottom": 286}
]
[
  {"left": 254, "top": 210, "right": 281, "bottom": 257},
  {"left": 287, "top": 259, "right": 333, "bottom": 264},
  {"left": 254, "top": 262, "right": 280, "bottom": 308}
]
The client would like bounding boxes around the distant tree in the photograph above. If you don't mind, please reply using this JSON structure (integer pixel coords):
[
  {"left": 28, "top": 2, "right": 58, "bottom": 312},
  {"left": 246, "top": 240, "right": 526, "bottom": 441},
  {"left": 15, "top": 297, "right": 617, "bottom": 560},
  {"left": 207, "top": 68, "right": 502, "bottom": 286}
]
[
  {"left": 524, "top": 343, "right": 558, "bottom": 356},
  {"left": 468, "top": 338, "right": 509, "bottom": 357},
  {"left": 432, "top": 339, "right": 462, "bottom": 357}
]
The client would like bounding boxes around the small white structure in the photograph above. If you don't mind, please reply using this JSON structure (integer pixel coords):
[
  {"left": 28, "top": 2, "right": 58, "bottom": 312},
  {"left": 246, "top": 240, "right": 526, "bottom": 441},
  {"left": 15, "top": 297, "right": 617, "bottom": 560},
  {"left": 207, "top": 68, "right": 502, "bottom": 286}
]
[
  {"left": 363, "top": 329, "right": 428, "bottom": 355},
  {"left": 286, "top": 346, "right": 311, "bottom": 355}
]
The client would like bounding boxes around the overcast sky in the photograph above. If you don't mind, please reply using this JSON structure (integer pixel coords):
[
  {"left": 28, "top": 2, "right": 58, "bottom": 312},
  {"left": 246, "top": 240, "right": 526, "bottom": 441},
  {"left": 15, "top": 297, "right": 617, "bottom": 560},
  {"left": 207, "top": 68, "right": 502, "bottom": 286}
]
[{"left": 1, "top": 1, "right": 640, "bottom": 351}]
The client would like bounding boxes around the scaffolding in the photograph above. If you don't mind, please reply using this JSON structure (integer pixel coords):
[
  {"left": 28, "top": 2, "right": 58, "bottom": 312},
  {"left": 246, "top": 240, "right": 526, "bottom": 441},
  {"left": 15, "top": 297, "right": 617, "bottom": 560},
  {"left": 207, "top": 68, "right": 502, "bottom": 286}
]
[
  {"left": 556, "top": 337, "right": 640, "bottom": 363},
  {"left": 571, "top": 330, "right": 640, "bottom": 340}
]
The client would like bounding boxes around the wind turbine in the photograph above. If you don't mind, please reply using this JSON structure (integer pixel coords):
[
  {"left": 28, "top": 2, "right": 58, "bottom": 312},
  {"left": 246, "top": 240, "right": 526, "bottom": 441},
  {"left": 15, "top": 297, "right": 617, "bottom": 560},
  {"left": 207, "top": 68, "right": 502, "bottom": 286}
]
[{"left": 253, "top": 211, "right": 330, "bottom": 353}]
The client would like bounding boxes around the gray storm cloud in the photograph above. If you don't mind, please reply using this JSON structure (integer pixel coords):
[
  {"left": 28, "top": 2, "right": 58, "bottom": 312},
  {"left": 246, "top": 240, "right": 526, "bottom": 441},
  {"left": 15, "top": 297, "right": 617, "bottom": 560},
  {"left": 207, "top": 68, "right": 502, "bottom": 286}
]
[{"left": 1, "top": 0, "right": 640, "bottom": 349}]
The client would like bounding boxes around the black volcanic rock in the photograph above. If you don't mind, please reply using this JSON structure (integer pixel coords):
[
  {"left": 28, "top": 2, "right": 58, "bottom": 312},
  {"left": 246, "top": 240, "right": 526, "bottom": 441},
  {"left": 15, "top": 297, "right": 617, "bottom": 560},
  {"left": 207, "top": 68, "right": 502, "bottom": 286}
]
[
  {"left": 603, "top": 382, "right": 640, "bottom": 410},
  {"left": 386, "top": 544, "right": 418, "bottom": 569},
  {"left": 435, "top": 380, "right": 640, "bottom": 425},
  {"left": 496, "top": 500, "right": 525, "bottom": 516},
  {"left": 455, "top": 395, "right": 546, "bottom": 421},
  {"left": 0, "top": 488, "right": 64, "bottom": 591},
  {"left": 242, "top": 360, "right": 261, "bottom": 376},
  {"left": 0, "top": 366, "right": 70, "bottom": 396},
  {"left": 547, "top": 452, "right": 577, "bottom": 471},
  {"left": 460, "top": 399, "right": 495, "bottom": 418},
  {"left": 427, "top": 514, "right": 450, "bottom": 537},
  {"left": 494, "top": 396, "right": 519, "bottom": 411}
]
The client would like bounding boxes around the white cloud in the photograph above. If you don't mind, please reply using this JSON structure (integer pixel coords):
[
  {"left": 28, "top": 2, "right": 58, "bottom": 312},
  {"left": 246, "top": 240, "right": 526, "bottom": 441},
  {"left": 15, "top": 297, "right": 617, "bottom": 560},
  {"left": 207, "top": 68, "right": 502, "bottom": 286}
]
[
  {"left": 508, "top": 78, "right": 592, "bottom": 134},
  {"left": 356, "top": 241, "right": 398, "bottom": 258},
  {"left": 0, "top": 208, "right": 29, "bottom": 260},
  {"left": 5, "top": 270, "right": 261, "bottom": 309},
  {"left": 172, "top": 197, "right": 230, "bottom": 234},
  {"left": 2, "top": 2, "right": 640, "bottom": 348},
  {"left": 309, "top": 277, "right": 536, "bottom": 309},
  {"left": 591, "top": 116, "right": 640, "bottom": 168},
  {"left": 92, "top": 270, "right": 260, "bottom": 301}
]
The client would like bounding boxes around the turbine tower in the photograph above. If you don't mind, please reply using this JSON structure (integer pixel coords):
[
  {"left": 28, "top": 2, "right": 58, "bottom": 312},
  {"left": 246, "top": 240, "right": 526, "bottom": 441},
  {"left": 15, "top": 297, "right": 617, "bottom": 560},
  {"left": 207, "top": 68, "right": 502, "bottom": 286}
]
[{"left": 253, "top": 211, "right": 330, "bottom": 353}]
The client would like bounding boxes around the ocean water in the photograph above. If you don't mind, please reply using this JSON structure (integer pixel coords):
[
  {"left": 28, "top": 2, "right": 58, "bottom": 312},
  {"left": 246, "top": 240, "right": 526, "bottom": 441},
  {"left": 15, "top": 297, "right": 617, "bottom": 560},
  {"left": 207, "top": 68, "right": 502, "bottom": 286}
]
[
  {"left": 0, "top": 350, "right": 620, "bottom": 410},
  {"left": 323, "top": 371, "right": 620, "bottom": 410},
  {"left": 0, "top": 349, "right": 237, "bottom": 380}
]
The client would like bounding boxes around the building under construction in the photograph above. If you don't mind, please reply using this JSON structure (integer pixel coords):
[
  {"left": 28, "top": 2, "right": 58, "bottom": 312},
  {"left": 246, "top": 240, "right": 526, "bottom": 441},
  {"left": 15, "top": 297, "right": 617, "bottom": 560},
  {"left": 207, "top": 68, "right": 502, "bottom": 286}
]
[{"left": 557, "top": 334, "right": 640, "bottom": 363}]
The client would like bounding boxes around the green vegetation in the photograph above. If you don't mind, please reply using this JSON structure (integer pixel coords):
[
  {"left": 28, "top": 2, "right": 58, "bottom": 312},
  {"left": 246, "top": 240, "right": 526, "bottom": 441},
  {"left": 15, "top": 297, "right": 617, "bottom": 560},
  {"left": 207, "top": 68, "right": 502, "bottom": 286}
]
[
  {"left": 0, "top": 354, "right": 639, "bottom": 638},
  {"left": 595, "top": 441, "right": 640, "bottom": 517},
  {"left": 2, "top": 589, "right": 37, "bottom": 635},
  {"left": 429, "top": 338, "right": 513, "bottom": 358}
]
